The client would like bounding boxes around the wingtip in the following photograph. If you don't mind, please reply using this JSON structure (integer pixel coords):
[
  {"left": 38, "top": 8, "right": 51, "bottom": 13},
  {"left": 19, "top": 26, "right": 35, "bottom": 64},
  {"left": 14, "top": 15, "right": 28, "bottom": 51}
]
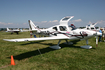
[
  {"left": 3, "top": 39, "right": 11, "bottom": 41},
  {"left": 3, "top": 39, "right": 8, "bottom": 41},
  {"left": 3, "top": 39, "right": 15, "bottom": 42}
]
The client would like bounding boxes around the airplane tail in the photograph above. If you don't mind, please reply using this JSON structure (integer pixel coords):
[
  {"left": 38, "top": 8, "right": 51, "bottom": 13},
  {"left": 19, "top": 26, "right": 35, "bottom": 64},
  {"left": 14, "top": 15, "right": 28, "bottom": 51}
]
[
  {"left": 7, "top": 27, "right": 10, "bottom": 31},
  {"left": 28, "top": 20, "right": 41, "bottom": 32}
]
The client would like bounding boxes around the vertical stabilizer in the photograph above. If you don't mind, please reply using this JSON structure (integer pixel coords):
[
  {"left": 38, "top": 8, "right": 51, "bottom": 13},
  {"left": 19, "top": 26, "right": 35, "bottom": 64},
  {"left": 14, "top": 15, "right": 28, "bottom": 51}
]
[
  {"left": 7, "top": 27, "right": 10, "bottom": 31},
  {"left": 28, "top": 20, "right": 38, "bottom": 30},
  {"left": 28, "top": 20, "right": 35, "bottom": 30},
  {"left": 28, "top": 20, "right": 41, "bottom": 33}
]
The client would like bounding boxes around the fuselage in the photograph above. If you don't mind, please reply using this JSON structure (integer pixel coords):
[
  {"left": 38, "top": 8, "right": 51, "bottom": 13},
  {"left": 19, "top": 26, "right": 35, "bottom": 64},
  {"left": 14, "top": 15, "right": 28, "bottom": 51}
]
[{"left": 34, "top": 24, "right": 102, "bottom": 40}]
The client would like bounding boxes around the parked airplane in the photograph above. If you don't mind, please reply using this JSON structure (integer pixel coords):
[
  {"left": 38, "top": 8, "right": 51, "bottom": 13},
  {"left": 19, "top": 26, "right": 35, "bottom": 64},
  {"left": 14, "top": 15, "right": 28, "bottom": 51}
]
[
  {"left": 3, "top": 16, "right": 102, "bottom": 49},
  {"left": 6, "top": 28, "right": 20, "bottom": 34},
  {"left": 6, "top": 28, "right": 32, "bottom": 34},
  {"left": 84, "top": 23, "right": 100, "bottom": 31}
]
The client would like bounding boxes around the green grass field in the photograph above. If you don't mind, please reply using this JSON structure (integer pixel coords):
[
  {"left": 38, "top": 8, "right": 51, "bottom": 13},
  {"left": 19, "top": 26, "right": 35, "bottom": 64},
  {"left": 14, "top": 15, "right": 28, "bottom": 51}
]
[{"left": 0, "top": 31, "right": 105, "bottom": 70}]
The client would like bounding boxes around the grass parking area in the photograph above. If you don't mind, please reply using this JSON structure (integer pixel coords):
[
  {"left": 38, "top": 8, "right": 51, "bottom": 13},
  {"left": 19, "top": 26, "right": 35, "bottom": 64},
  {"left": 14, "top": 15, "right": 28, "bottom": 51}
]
[{"left": 0, "top": 31, "right": 105, "bottom": 70}]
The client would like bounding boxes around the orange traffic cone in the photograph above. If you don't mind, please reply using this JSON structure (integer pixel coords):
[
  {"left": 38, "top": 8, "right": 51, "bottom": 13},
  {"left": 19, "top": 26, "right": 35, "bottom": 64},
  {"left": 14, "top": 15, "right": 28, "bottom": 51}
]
[{"left": 11, "top": 55, "right": 15, "bottom": 65}]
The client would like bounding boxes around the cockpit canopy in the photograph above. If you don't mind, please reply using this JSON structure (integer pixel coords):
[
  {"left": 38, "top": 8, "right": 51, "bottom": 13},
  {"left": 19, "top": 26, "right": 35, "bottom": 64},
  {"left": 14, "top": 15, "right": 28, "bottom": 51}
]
[
  {"left": 53, "top": 26, "right": 67, "bottom": 31},
  {"left": 60, "top": 16, "right": 74, "bottom": 25},
  {"left": 62, "top": 17, "right": 70, "bottom": 21},
  {"left": 52, "top": 24, "right": 77, "bottom": 32}
]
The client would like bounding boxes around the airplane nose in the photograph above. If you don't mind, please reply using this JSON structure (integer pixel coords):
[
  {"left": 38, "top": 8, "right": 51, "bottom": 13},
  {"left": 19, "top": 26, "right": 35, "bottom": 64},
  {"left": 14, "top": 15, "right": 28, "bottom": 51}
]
[
  {"left": 93, "top": 32, "right": 102, "bottom": 36},
  {"left": 96, "top": 32, "right": 102, "bottom": 36}
]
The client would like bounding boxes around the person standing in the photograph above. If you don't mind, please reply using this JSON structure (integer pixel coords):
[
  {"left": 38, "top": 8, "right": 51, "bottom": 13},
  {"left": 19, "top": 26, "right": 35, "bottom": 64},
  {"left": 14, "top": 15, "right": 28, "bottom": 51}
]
[
  {"left": 99, "top": 28, "right": 103, "bottom": 42},
  {"left": 103, "top": 28, "right": 105, "bottom": 42},
  {"left": 102, "top": 28, "right": 104, "bottom": 41},
  {"left": 30, "top": 31, "right": 33, "bottom": 38}
]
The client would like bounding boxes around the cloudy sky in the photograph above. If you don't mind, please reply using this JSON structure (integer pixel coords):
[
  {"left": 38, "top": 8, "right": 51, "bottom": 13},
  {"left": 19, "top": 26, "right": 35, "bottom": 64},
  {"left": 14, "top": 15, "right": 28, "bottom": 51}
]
[{"left": 0, "top": 0, "right": 105, "bottom": 28}]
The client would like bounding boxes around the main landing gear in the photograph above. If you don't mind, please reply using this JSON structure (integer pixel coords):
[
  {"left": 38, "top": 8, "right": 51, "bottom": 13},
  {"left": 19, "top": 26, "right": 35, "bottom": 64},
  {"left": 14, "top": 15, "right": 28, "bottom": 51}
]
[
  {"left": 80, "top": 39, "right": 92, "bottom": 49},
  {"left": 49, "top": 40, "right": 73, "bottom": 50},
  {"left": 49, "top": 39, "right": 92, "bottom": 50}
]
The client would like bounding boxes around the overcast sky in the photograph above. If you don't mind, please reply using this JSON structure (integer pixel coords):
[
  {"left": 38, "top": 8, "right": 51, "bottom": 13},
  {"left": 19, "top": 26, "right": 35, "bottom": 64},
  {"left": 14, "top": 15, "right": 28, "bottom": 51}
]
[{"left": 0, "top": 0, "right": 105, "bottom": 28}]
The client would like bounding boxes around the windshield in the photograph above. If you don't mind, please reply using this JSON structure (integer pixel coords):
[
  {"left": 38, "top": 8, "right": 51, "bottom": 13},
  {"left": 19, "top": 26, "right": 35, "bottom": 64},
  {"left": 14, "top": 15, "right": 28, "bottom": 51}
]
[{"left": 59, "top": 26, "right": 67, "bottom": 31}]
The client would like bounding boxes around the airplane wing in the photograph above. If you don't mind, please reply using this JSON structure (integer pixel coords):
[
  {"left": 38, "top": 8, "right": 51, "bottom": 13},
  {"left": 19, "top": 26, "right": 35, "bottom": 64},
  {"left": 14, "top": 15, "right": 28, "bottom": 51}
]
[{"left": 3, "top": 35, "right": 69, "bottom": 42}]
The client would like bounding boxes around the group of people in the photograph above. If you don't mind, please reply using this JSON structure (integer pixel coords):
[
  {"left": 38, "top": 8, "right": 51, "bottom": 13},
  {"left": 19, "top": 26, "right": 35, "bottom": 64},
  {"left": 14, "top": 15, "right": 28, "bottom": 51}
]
[
  {"left": 30, "top": 31, "right": 37, "bottom": 38},
  {"left": 99, "top": 28, "right": 105, "bottom": 42}
]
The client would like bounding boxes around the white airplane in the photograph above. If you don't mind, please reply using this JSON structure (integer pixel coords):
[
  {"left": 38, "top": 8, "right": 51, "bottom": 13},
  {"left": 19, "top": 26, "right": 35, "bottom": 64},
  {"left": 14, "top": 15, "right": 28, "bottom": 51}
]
[
  {"left": 3, "top": 16, "right": 102, "bottom": 49},
  {"left": 6, "top": 28, "right": 32, "bottom": 34},
  {"left": 84, "top": 23, "right": 100, "bottom": 31},
  {"left": 6, "top": 28, "right": 20, "bottom": 34}
]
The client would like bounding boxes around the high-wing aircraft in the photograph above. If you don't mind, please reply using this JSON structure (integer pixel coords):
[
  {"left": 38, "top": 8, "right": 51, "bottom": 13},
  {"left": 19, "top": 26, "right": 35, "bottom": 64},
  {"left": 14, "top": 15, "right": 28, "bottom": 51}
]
[{"left": 3, "top": 16, "right": 102, "bottom": 49}]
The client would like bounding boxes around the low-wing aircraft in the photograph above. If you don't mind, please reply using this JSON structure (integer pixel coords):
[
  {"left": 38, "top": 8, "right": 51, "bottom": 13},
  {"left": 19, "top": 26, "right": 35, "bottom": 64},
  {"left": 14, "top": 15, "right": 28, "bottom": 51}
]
[
  {"left": 6, "top": 27, "right": 32, "bottom": 34},
  {"left": 84, "top": 23, "right": 100, "bottom": 31},
  {"left": 6, "top": 28, "right": 20, "bottom": 34},
  {"left": 3, "top": 16, "right": 102, "bottom": 49}
]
